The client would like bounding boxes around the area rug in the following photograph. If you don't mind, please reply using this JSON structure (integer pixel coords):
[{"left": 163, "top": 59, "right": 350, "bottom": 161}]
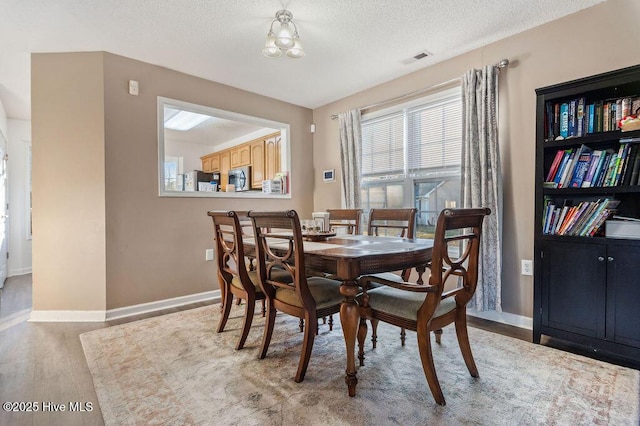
[{"left": 80, "top": 305, "right": 639, "bottom": 425}]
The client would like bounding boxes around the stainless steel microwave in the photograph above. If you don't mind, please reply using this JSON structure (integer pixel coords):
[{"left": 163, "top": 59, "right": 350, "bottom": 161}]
[{"left": 228, "top": 166, "right": 251, "bottom": 191}]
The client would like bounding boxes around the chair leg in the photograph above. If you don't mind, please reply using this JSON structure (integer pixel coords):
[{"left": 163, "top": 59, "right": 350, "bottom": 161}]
[
  {"left": 417, "top": 324, "right": 446, "bottom": 406},
  {"left": 454, "top": 312, "right": 479, "bottom": 378},
  {"left": 258, "top": 302, "right": 277, "bottom": 360},
  {"left": 217, "top": 288, "right": 233, "bottom": 333},
  {"left": 434, "top": 329, "right": 443, "bottom": 344},
  {"left": 328, "top": 315, "right": 334, "bottom": 331},
  {"left": 357, "top": 317, "right": 367, "bottom": 366},
  {"left": 236, "top": 295, "right": 255, "bottom": 350},
  {"left": 322, "top": 316, "right": 327, "bottom": 324},
  {"left": 261, "top": 299, "right": 266, "bottom": 317},
  {"left": 235, "top": 297, "right": 242, "bottom": 306},
  {"left": 400, "top": 327, "right": 406, "bottom": 346},
  {"left": 299, "top": 318, "right": 304, "bottom": 332},
  {"left": 370, "top": 318, "right": 379, "bottom": 349},
  {"left": 295, "top": 312, "right": 317, "bottom": 383}
]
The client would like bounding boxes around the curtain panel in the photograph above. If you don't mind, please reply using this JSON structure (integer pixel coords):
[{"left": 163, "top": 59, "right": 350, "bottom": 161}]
[
  {"left": 461, "top": 65, "right": 503, "bottom": 312},
  {"left": 338, "top": 109, "right": 362, "bottom": 209}
]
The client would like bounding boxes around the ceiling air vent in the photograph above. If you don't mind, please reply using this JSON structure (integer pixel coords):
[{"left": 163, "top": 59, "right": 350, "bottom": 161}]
[{"left": 402, "top": 50, "right": 432, "bottom": 65}]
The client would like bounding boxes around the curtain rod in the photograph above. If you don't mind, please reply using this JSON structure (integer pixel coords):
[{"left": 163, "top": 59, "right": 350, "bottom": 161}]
[{"left": 331, "top": 58, "right": 510, "bottom": 120}]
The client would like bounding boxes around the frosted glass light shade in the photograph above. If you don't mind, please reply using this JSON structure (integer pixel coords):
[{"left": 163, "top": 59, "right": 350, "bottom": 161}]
[
  {"left": 262, "top": 33, "right": 282, "bottom": 58},
  {"left": 274, "top": 22, "right": 295, "bottom": 49},
  {"left": 286, "top": 38, "right": 305, "bottom": 59}
]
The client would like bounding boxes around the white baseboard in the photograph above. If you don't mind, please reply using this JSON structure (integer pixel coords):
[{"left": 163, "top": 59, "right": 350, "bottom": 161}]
[
  {"left": 467, "top": 308, "right": 533, "bottom": 330},
  {"left": 105, "top": 290, "right": 221, "bottom": 321},
  {"left": 9, "top": 267, "right": 32, "bottom": 277},
  {"left": 30, "top": 310, "right": 106, "bottom": 322},
  {"left": 29, "top": 290, "right": 221, "bottom": 322}
]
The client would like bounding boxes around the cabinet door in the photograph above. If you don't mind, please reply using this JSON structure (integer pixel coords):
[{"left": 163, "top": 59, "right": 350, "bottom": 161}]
[
  {"left": 201, "top": 154, "right": 220, "bottom": 172},
  {"left": 238, "top": 144, "right": 251, "bottom": 166},
  {"left": 606, "top": 243, "right": 640, "bottom": 348},
  {"left": 541, "top": 240, "right": 606, "bottom": 338},
  {"left": 209, "top": 154, "right": 220, "bottom": 171},
  {"left": 220, "top": 151, "right": 230, "bottom": 191},
  {"left": 230, "top": 148, "right": 240, "bottom": 168},
  {"left": 201, "top": 157, "right": 212, "bottom": 172},
  {"left": 265, "top": 136, "right": 280, "bottom": 180},
  {"left": 250, "top": 140, "right": 265, "bottom": 189}
]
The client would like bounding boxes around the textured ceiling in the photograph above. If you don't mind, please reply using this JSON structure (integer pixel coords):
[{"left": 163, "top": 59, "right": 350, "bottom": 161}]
[{"left": 0, "top": 0, "right": 606, "bottom": 120}]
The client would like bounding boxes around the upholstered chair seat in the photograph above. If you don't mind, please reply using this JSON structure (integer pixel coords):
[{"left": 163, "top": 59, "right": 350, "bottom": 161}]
[
  {"left": 232, "top": 269, "right": 291, "bottom": 291},
  {"left": 275, "top": 277, "right": 342, "bottom": 309},
  {"left": 358, "top": 207, "right": 491, "bottom": 406}
]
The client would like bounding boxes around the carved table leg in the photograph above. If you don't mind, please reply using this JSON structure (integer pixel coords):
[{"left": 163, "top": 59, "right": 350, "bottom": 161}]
[{"left": 340, "top": 279, "right": 360, "bottom": 397}]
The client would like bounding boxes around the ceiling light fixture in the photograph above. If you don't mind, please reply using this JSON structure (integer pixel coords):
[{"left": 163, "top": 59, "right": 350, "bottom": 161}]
[{"left": 262, "top": 9, "right": 305, "bottom": 59}]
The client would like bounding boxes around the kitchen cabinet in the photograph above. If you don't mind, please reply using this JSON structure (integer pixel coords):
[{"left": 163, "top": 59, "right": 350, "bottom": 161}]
[
  {"left": 250, "top": 140, "right": 265, "bottom": 189},
  {"left": 230, "top": 144, "right": 251, "bottom": 168},
  {"left": 220, "top": 151, "right": 230, "bottom": 191},
  {"left": 200, "top": 131, "right": 281, "bottom": 192},
  {"left": 265, "top": 134, "right": 281, "bottom": 181},
  {"left": 201, "top": 153, "right": 220, "bottom": 172}
]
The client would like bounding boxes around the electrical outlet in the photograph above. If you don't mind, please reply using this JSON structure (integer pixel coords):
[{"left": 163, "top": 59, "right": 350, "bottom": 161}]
[
  {"left": 521, "top": 259, "right": 533, "bottom": 276},
  {"left": 205, "top": 249, "right": 214, "bottom": 261}
]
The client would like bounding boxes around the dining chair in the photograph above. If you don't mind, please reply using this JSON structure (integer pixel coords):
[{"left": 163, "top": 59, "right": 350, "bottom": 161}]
[
  {"left": 327, "top": 208, "right": 362, "bottom": 235},
  {"left": 358, "top": 207, "right": 491, "bottom": 406},
  {"left": 208, "top": 210, "right": 291, "bottom": 350},
  {"left": 248, "top": 210, "right": 343, "bottom": 382},
  {"left": 366, "top": 207, "right": 418, "bottom": 345}
]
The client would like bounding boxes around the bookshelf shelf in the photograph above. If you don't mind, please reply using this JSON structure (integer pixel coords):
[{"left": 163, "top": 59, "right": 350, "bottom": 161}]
[{"left": 534, "top": 64, "right": 640, "bottom": 368}]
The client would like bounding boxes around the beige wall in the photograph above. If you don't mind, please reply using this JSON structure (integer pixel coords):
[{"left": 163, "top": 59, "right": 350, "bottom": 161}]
[
  {"left": 312, "top": 0, "right": 640, "bottom": 318},
  {"left": 31, "top": 52, "right": 107, "bottom": 310},
  {"left": 32, "top": 52, "right": 314, "bottom": 311}
]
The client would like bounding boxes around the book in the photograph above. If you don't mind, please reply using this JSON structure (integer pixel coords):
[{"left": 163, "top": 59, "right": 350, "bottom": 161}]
[
  {"left": 594, "top": 151, "right": 614, "bottom": 187},
  {"left": 545, "top": 102, "right": 554, "bottom": 140},
  {"left": 569, "top": 145, "right": 592, "bottom": 187},
  {"left": 612, "top": 143, "right": 631, "bottom": 186},
  {"left": 546, "top": 150, "right": 565, "bottom": 182},
  {"left": 559, "top": 103, "right": 569, "bottom": 138},
  {"left": 581, "top": 150, "right": 603, "bottom": 188},
  {"left": 630, "top": 148, "right": 640, "bottom": 186},
  {"left": 553, "top": 205, "right": 571, "bottom": 234},
  {"left": 621, "top": 144, "right": 639, "bottom": 186},
  {"left": 576, "top": 97, "right": 585, "bottom": 137},
  {"left": 568, "top": 99, "right": 577, "bottom": 137},
  {"left": 587, "top": 104, "right": 595, "bottom": 134},
  {"left": 561, "top": 145, "right": 585, "bottom": 188},
  {"left": 553, "top": 149, "right": 573, "bottom": 185},
  {"left": 569, "top": 200, "right": 601, "bottom": 236},
  {"left": 603, "top": 153, "right": 619, "bottom": 186},
  {"left": 553, "top": 103, "right": 560, "bottom": 140}
]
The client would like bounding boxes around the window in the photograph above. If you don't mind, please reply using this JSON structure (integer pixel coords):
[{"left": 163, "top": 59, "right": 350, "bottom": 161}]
[{"left": 361, "top": 87, "right": 462, "bottom": 238}]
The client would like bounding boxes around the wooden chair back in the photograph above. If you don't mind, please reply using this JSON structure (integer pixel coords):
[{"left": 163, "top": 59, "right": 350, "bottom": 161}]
[
  {"left": 368, "top": 208, "right": 417, "bottom": 238},
  {"left": 208, "top": 210, "right": 252, "bottom": 292},
  {"left": 248, "top": 210, "right": 316, "bottom": 312},
  {"left": 327, "top": 208, "right": 362, "bottom": 235},
  {"left": 423, "top": 208, "right": 490, "bottom": 317}
]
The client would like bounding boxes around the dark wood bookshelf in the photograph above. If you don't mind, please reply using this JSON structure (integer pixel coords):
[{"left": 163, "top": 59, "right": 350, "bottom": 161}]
[{"left": 534, "top": 64, "right": 640, "bottom": 368}]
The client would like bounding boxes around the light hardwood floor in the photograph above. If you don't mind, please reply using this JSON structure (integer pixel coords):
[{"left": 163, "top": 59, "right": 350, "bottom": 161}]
[{"left": 0, "top": 274, "right": 532, "bottom": 425}]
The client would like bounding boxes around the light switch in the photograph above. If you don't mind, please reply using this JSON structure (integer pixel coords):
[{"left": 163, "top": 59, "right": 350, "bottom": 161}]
[{"left": 128, "top": 80, "right": 139, "bottom": 96}]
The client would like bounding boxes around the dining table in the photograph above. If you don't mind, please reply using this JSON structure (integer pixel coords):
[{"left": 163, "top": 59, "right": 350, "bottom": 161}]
[{"left": 245, "top": 233, "right": 434, "bottom": 397}]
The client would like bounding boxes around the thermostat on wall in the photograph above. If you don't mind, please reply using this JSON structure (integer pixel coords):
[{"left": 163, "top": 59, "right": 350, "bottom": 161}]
[{"left": 323, "top": 169, "right": 335, "bottom": 182}]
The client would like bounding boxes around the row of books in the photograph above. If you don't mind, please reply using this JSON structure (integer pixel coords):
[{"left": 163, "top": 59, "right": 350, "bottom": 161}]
[
  {"left": 545, "top": 139, "right": 640, "bottom": 188},
  {"left": 544, "top": 96, "right": 640, "bottom": 141},
  {"left": 542, "top": 198, "right": 620, "bottom": 236}
]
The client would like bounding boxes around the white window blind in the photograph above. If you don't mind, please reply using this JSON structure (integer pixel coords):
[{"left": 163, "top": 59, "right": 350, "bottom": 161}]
[
  {"left": 407, "top": 96, "right": 462, "bottom": 175},
  {"left": 361, "top": 112, "right": 404, "bottom": 178},
  {"left": 361, "top": 88, "right": 461, "bottom": 182}
]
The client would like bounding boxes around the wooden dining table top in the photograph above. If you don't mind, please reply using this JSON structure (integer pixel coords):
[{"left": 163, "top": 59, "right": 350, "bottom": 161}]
[{"left": 243, "top": 234, "right": 434, "bottom": 280}]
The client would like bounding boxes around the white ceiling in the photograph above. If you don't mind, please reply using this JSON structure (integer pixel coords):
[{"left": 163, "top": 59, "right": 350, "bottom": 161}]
[{"left": 0, "top": 0, "right": 606, "bottom": 120}]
